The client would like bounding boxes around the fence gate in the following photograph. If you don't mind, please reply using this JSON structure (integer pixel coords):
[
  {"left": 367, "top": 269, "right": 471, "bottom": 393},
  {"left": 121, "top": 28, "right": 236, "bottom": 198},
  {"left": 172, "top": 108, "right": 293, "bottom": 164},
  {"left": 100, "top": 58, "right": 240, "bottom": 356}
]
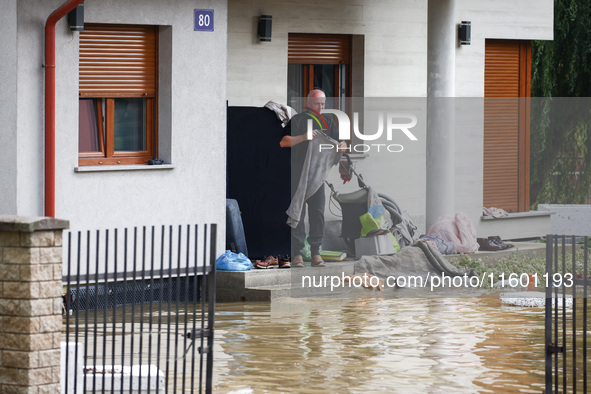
[
  {"left": 545, "top": 235, "right": 589, "bottom": 393},
  {"left": 62, "top": 224, "right": 217, "bottom": 394}
]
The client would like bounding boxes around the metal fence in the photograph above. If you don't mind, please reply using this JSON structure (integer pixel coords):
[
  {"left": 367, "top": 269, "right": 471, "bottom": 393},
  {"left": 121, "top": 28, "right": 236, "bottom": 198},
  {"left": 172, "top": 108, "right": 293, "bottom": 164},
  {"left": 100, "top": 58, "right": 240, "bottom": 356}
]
[
  {"left": 62, "top": 224, "right": 217, "bottom": 394},
  {"left": 545, "top": 235, "right": 589, "bottom": 394}
]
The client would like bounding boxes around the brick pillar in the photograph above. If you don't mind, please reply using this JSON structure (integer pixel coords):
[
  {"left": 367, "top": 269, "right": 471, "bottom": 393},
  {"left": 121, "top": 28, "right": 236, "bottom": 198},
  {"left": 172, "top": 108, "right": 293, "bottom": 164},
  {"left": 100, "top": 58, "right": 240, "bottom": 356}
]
[{"left": 0, "top": 215, "right": 69, "bottom": 394}]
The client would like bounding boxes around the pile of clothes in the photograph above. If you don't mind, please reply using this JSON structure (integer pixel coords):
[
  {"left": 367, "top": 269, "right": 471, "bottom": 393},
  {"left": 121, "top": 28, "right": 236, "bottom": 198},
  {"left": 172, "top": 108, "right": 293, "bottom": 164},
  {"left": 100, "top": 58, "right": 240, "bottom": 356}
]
[
  {"left": 418, "top": 212, "right": 513, "bottom": 254},
  {"left": 420, "top": 212, "right": 479, "bottom": 254}
]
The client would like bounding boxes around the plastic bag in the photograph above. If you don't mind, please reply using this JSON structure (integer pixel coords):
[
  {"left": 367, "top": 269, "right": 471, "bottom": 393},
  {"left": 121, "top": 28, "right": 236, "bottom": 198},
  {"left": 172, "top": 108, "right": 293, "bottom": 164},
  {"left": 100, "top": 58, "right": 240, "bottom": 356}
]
[
  {"left": 359, "top": 212, "right": 400, "bottom": 253},
  {"left": 301, "top": 237, "right": 322, "bottom": 261},
  {"left": 427, "top": 212, "right": 479, "bottom": 254},
  {"left": 216, "top": 250, "right": 253, "bottom": 271}
]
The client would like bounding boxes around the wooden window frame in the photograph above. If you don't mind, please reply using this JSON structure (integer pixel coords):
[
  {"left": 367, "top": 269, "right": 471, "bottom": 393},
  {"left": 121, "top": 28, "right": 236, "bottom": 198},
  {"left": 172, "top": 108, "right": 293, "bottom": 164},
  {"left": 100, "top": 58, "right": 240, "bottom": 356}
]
[
  {"left": 78, "top": 24, "right": 158, "bottom": 166},
  {"left": 287, "top": 33, "right": 353, "bottom": 147},
  {"left": 298, "top": 64, "right": 349, "bottom": 109},
  {"left": 288, "top": 33, "right": 352, "bottom": 107},
  {"left": 78, "top": 97, "right": 156, "bottom": 166}
]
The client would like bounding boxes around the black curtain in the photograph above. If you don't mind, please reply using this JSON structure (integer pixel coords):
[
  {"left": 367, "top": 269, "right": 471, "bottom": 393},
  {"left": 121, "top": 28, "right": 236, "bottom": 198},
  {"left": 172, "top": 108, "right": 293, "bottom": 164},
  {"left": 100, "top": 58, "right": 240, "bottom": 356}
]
[{"left": 226, "top": 106, "right": 291, "bottom": 259}]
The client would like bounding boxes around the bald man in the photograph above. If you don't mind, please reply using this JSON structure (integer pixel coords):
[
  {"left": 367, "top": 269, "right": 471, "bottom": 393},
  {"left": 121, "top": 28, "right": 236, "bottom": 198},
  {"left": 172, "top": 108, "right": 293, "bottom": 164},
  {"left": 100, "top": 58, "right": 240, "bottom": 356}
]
[{"left": 280, "top": 89, "right": 347, "bottom": 267}]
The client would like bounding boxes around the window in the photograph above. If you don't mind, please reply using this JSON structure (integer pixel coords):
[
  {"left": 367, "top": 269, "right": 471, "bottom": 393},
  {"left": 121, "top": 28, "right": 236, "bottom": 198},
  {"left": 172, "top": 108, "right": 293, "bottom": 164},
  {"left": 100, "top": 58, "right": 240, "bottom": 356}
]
[
  {"left": 287, "top": 34, "right": 351, "bottom": 113},
  {"left": 78, "top": 24, "right": 158, "bottom": 166},
  {"left": 483, "top": 39, "right": 531, "bottom": 212}
]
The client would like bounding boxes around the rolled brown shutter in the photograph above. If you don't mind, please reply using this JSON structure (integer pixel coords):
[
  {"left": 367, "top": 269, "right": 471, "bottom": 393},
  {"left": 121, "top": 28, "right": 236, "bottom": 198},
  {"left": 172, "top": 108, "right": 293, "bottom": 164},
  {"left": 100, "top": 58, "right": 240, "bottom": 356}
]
[
  {"left": 79, "top": 24, "right": 157, "bottom": 97},
  {"left": 484, "top": 39, "right": 531, "bottom": 213},
  {"left": 288, "top": 34, "right": 351, "bottom": 64}
]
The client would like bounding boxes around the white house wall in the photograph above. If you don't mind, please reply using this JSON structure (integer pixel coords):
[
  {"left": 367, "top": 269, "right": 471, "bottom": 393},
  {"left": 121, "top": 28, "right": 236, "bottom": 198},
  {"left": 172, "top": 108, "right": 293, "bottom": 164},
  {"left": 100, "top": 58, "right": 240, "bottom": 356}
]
[
  {"left": 0, "top": 0, "right": 18, "bottom": 215},
  {"left": 456, "top": 0, "right": 554, "bottom": 97},
  {"left": 6, "top": 0, "right": 228, "bottom": 247},
  {"left": 227, "top": 0, "right": 429, "bottom": 106},
  {"left": 453, "top": 0, "right": 553, "bottom": 236},
  {"left": 226, "top": 0, "right": 553, "bottom": 237},
  {"left": 227, "top": 0, "right": 553, "bottom": 102}
]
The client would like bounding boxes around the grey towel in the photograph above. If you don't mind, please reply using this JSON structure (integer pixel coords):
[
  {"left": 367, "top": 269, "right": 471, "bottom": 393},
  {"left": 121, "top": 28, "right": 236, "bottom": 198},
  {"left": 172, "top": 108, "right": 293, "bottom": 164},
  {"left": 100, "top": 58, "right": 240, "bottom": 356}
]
[
  {"left": 264, "top": 101, "right": 297, "bottom": 128},
  {"left": 354, "top": 241, "right": 475, "bottom": 282},
  {"left": 286, "top": 132, "right": 342, "bottom": 228}
]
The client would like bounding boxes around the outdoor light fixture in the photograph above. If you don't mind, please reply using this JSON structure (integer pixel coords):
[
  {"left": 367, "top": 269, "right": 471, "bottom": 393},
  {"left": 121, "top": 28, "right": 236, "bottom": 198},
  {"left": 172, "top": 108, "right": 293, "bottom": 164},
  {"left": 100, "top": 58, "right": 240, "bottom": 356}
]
[
  {"left": 67, "top": 2, "right": 84, "bottom": 31},
  {"left": 459, "top": 21, "right": 471, "bottom": 45},
  {"left": 258, "top": 15, "right": 272, "bottom": 42}
]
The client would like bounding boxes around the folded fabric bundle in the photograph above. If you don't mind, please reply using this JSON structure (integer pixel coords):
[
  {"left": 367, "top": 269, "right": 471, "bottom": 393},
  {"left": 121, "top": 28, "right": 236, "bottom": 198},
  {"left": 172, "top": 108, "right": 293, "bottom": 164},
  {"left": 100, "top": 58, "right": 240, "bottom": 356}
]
[
  {"left": 482, "top": 206, "right": 509, "bottom": 218},
  {"left": 418, "top": 234, "right": 454, "bottom": 255}
]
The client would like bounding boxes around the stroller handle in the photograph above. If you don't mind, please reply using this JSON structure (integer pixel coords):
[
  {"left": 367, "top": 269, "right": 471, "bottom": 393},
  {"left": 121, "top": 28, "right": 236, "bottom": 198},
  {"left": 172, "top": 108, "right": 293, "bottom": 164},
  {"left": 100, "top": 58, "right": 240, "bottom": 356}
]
[{"left": 341, "top": 153, "right": 367, "bottom": 189}]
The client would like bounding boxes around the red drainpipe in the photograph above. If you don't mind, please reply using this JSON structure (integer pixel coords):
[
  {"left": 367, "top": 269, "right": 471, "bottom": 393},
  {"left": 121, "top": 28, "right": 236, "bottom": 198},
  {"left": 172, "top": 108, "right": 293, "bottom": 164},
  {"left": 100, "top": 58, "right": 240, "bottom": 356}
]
[{"left": 44, "top": 0, "right": 85, "bottom": 217}]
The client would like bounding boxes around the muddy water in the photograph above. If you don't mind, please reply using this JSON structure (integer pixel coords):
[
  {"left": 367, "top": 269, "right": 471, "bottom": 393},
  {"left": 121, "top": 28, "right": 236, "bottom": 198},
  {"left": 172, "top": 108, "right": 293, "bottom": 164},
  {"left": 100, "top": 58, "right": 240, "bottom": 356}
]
[{"left": 212, "top": 295, "right": 546, "bottom": 393}]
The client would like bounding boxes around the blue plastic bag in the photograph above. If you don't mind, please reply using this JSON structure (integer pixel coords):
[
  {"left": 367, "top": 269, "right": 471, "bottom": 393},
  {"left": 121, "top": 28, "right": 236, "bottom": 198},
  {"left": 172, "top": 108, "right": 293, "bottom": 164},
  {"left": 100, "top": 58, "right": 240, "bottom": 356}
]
[
  {"left": 216, "top": 250, "right": 253, "bottom": 271},
  {"left": 368, "top": 204, "right": 385, "bottom": 218}
]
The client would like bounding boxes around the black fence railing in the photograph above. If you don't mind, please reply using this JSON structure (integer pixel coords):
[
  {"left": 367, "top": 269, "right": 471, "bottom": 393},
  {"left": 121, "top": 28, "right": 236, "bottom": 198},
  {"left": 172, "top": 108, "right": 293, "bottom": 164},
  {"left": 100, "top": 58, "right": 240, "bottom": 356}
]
[
  {"left": 62, "top": 224, "right": 217, "bottom": 394},
  {"left": 545, "top": 235, "right": 589, "bottom": 394}
]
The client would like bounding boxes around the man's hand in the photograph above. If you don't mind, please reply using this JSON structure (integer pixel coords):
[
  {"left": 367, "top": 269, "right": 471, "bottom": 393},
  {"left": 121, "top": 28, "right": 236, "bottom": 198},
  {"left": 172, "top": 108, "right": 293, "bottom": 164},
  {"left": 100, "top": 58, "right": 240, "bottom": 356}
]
[
  {"left": 279, "top": 131, "right": 316, "bottom": 148},
  {"left": 337, "top": 141, "right": 348, "bottom": 153},
  {"left": 306, "top": 129, "right": 318, "bottom": 141}
]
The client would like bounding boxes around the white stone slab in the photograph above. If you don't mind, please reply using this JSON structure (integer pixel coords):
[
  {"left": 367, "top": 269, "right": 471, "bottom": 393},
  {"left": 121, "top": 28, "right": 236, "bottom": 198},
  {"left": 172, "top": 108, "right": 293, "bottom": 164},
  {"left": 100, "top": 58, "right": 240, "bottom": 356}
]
[
  {"left": 84, "top": 364, "right": 165, "bottom": 393},
  {"left": 500, "top": 291, "right": 573, "bottom": 308}
]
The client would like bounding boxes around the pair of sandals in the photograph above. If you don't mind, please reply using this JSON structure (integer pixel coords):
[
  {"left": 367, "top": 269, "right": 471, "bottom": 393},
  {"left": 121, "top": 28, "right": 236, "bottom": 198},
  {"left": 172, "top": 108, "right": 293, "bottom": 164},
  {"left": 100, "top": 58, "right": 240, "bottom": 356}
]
[{"left": 292, "top": 255, "right": 325, "bottom": 268}]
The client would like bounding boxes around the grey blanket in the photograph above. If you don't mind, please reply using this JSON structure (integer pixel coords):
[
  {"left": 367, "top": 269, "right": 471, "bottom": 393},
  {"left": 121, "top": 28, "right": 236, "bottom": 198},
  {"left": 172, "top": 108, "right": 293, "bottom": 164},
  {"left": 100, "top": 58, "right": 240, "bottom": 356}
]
[
  {"left": 354, "top": 241, "right": 474, "bottom": 282},
  {"left": 286, "top": 132, "right": 342, "bottom": 228}
]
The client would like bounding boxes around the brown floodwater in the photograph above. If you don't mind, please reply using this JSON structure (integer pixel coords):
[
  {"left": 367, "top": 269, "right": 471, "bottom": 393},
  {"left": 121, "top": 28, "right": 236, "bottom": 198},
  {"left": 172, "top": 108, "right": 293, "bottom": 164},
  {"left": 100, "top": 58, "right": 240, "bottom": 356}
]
[
  {"left": 212, "top": 294, "right": 547, "bottom": 393},
  {"left": 65, "top": 289, "right": 591, "bottom": 393}
]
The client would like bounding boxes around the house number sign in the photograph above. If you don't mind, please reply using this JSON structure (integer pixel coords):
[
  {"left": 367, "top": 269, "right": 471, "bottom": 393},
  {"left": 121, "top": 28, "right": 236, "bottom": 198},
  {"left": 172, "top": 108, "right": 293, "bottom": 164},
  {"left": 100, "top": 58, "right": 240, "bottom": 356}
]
[{"left": 194, "top": 9, "right": 214, "bottom": 31}]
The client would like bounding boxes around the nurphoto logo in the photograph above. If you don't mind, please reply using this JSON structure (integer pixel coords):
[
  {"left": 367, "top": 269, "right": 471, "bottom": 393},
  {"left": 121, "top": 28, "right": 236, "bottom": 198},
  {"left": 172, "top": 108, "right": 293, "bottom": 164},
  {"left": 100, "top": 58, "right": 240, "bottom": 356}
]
[{"left": 312, "top": 110, "right": 419, "bottom": 153}]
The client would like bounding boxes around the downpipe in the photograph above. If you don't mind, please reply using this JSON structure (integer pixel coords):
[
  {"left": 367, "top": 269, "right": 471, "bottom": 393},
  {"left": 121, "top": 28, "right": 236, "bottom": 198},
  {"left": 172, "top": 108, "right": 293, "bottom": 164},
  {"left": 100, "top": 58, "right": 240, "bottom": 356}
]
[{"left": 44, "top": 0, "right": 85, "bottom": 217}]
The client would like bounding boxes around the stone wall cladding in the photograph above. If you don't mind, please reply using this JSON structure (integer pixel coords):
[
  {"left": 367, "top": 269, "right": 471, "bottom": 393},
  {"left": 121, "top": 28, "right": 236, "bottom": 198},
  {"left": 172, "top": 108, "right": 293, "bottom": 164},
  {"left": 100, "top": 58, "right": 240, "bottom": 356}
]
[{"left": 0, "top": 216, "right": 68, "bottom": 393}]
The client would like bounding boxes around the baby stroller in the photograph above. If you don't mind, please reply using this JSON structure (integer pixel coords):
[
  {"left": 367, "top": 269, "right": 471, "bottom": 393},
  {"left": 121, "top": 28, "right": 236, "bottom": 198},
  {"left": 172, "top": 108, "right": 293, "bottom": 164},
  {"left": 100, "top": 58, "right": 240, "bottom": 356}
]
[{"left": 326, "top": 154, "right": 418, "bottom": 253}]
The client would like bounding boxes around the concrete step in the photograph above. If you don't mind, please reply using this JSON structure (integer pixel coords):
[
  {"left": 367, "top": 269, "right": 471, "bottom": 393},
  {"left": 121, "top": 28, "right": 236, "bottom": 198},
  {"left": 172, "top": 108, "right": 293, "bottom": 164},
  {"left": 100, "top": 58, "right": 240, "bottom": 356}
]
[
  {"left": 443, "top": 241, "right": 547, "bottom": 266},
  {"left": 216, "top": 262, "right": 355, "bottom": 302},
  {"left": 216, "top": 243, "right": 550, "bottom": 303}
]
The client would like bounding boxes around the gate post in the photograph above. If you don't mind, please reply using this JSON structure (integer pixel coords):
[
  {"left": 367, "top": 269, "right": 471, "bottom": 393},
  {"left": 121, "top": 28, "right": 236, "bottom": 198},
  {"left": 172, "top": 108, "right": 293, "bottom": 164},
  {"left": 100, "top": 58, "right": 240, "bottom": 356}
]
[
  {"left": 544, "top": 234, "right": 554, "bottom": 393},
  {"left": 0, "top": 216, "right": 69, "bottom": 393}
]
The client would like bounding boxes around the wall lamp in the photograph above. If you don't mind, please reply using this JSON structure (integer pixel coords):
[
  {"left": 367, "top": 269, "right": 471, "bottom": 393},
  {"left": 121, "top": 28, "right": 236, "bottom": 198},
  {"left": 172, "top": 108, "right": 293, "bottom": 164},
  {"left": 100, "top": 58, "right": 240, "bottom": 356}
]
[
  {"left": 67, "top": 2, "right": 84, "bottom": 31},
  {"left": 458, "top": 21, "right": 471, "bottom": 45},
  {"left": 258, "top": 15, "right": 272, "bottom": 42}
]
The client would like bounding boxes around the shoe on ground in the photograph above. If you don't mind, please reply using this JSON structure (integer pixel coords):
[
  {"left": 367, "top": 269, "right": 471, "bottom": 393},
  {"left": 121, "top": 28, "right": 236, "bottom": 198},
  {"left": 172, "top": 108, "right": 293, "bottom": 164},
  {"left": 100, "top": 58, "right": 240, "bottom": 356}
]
[
  {"left": 292, "top": 255, "right": 304, "bottom": 268},
  {"left": 477, "top": 238, "right": 503, "bottom": 251},
  {"left": 488, "top": 235, "right": 514, "bottom": 249},
  {"left": 254, "top": 256, "right": 279, "bottom": 269},
  {"left": 278, "top": 255, "right": 291, "bottom": 269},
  {"left": 311, "top": 254, "right": 326, "bottom": 267}
]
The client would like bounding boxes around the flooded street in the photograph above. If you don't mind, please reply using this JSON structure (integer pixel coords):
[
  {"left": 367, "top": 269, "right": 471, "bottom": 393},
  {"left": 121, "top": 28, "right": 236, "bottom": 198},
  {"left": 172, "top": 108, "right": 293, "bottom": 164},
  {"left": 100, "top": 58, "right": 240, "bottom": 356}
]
[{"left": 212, "top": 294, "right": 546, "bottom": 393}]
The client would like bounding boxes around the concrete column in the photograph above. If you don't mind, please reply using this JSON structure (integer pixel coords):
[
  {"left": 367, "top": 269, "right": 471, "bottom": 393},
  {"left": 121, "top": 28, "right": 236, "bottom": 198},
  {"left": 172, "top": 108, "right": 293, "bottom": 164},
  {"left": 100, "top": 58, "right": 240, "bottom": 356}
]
[
  {"left": 0, "top": 216, "right": 69, "bottom": 394},
  {"left": 426, "top": 0, "right": 456, "bottom": 230}
]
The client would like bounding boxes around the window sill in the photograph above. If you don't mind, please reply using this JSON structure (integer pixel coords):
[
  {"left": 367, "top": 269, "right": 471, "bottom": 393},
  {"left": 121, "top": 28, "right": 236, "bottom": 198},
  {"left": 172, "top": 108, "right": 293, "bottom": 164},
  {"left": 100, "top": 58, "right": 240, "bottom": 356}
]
[
  {"left": 75, "top": 164, "right": 175, "bottom": 173},
  {"left": 480, "top": 210, "right": 553, "bottom": 221}
]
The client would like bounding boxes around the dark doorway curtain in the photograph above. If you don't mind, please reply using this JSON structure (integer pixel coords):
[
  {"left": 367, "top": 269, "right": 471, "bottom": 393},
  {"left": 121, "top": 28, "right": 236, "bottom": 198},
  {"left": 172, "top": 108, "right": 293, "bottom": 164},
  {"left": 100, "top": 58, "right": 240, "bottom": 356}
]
[{"left": 226, "top": 106, "right": 291, "bottom": 259}]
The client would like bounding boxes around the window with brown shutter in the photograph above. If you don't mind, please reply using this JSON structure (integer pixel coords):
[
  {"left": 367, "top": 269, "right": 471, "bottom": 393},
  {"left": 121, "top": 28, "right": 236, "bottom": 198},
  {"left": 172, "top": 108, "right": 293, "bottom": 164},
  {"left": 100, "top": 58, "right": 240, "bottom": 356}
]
[
  {"left": 287, "top": 33, "right": 352, "bottom": 112},
  {"left": 78, "top": 24, "right": 158, "bottom": 166},
  {"left": 483, "top": 39, "right": 531, "bottom": 212},
  {"left": 288, "top": 34, "right": 351, "bottom": 65}
]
